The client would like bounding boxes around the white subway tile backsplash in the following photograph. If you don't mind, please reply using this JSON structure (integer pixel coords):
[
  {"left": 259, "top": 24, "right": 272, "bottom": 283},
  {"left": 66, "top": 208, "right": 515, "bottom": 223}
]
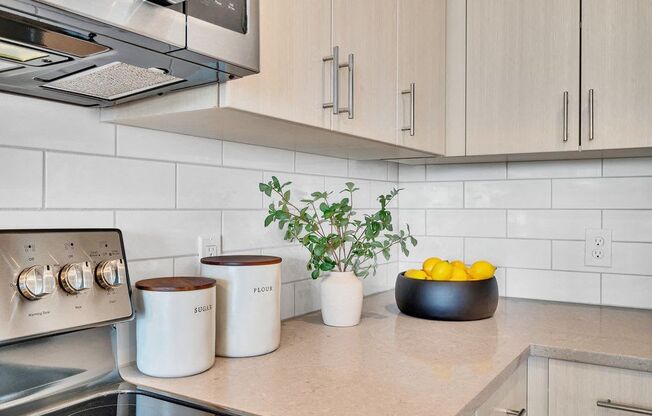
[
  {"left": 398, "top": 182, "right": 464, "bottom": 209},
  {"left": 348, "top": 160, "right": 388, "bottom": 181},
  {"left": 388, "top": 163, "right": 399, "bottom": 182},
  {"left": 117, "top": 126, "right": 222, "bottom": 165},
  {"left": 427, "top": 209, "right": 506, "bottom": 237},
  {"left": 465, "top": 238, "right": 551, "bottom": 269},
  {"left": 398, "top": 164, "right": 425, "bottom": 182},
  {"left": 177, "top": 165, "right": 262, "bottom": 209},
  {"left": 507, "top": 159, "right": 601, "bottom": 179},
  {"left": 222, "top": 210, "right": 289, "bottom": 252},
  {"left": 294, "top": 278, "right": 321, "bottom": 315},
  {"left": 116, "top": 210, "right": 221, "bottom": 260},
  {"left": 505, "top": 269, "right": 601, "bottom": 304},
  {"left": 494, "top": 268, "right": 506, "bottom": 297},
  {"left": 46, "top": 153, "right": 175, "bottom": 208},
  {"left": 399, "top": 210, "right": 426, "bottom": 235},
  {"left": 603, "top": 210, "right": 652, "bottom": 242},
  {"left": 0, "top": 211, "right": 114, "bottom": 229},
  {"left": 370, "top": 181, "right": 399, "bottom": 208},
  {"left": 552, "top": 240, "right": 652, "bottom": 275},
  {"left": 325, "top": 177, "right": 372, "bottom": 209},
  {"left": 0, "top": 93, "right": 115, "bottom": 155},
  {"left": 363, "top": 265, "right": 390, "bottom": 296},
  {"left": 223, "top": 141, "right": 294, "bottom": 172},
  {"left": 281, "top": 283, "right": 295, "bottom": 320},
  {"left": 400, "top": 236, "right": 464, "bottom": 263},
  {"left": 0, "top": 148, "right": 42, "bottom": 208},
  {"left": 427, "top": 162, "right": 506, "bottom": 182},
  {"left": 602, "top": 274, "right": 652, "bottom": 309},
  {"left": 603, "top": 157, "right": 652, "bottom": 177},
  {"left": 552, "top": 177, "right": 652, "bottom": 209},
  {"left": 127, "top": 258, "right": 174, "bottom": 283},
  {"left": 465, "top": 180, "right": 551, "bottom": 208},
  {"left": 507, "top": 210, "right": 601, "bottom": 240},
  {"left": 174, "top": 256, "right": 201, "bottom": 276},
  {"left": 264, "top": 172, "right": 324, "bottom": 204},
  {"left": 3, "top": 87, "right": 652, "bottom": 335},
  {"left": 295, "top": 152, "right": 348, "bottom": 177},
  {"left": 262, "top": 245, "right": 311, "bottom": 284}
]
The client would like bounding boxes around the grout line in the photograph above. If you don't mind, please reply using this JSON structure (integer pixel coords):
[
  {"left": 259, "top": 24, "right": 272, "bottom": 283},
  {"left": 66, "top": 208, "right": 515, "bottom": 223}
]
[
  {"left": 113, "top": 125, "right": 118, "bottom": 157},
  {"left": 41, "top": 151, "right": 46, "bottom": 209},
  {"left": 174, "top": 164, "right": 178, "bottom": 209}
]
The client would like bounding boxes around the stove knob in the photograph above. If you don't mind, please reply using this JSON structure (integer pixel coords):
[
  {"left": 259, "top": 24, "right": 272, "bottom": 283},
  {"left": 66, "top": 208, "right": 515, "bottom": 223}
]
[
  {"left": 95, "top": 259, "right": 126, "bottom": 289},
  {"left": 59, "top": 261, "right": 93, "bottom": 294},
  {"left": 17, "top": 265, "right": 56, "bottom": 300}
]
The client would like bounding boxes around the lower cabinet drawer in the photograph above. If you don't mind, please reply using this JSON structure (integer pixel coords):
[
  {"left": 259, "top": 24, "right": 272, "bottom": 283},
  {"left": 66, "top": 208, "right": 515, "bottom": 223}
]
[
  {"left": 475, "top": 359, "right": 527, "bottom": 416},
  {"left": 549, "top": 359, "right": 652, "bottom": 415}
]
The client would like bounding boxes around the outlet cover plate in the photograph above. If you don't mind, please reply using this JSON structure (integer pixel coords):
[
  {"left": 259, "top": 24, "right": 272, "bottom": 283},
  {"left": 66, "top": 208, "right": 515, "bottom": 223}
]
[
  {"left": 585, "top": 228, "right": 612, "bottom": 267},
  {"left": 198, "top": 235, "right": 220, "bottom": 259}
]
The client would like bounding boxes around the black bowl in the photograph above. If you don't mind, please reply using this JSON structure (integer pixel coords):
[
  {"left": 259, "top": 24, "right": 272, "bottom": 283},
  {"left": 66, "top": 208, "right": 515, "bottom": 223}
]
[{"left": 394, "top": 272, "right": 498, "bottom": 321}]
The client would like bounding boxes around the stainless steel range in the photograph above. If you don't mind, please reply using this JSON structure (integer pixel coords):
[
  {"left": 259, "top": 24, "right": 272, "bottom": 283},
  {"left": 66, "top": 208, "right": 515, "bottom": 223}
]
[{"left": 0, "top": 229, "right": 239, "bottom": 416}]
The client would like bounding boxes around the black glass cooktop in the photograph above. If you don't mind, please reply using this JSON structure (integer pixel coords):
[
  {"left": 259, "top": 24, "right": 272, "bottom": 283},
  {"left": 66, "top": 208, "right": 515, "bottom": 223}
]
[{"left": 44, "top": 392, "right": 228, "bottom": 416}]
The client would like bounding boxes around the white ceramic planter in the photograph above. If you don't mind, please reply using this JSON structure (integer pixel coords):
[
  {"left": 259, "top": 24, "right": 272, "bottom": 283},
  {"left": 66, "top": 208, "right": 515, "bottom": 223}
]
[{"left": 320, "top": 271, "right": 363, "bottom": 327}]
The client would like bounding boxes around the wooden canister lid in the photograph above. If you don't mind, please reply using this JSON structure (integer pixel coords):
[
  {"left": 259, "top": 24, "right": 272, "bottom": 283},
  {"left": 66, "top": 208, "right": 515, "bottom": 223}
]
[
  {"left": 135, "top": 277, "right": 216, "bottom": 292},
  {"left": 200, "top": 255, "right": 282, "bottom": 266}
]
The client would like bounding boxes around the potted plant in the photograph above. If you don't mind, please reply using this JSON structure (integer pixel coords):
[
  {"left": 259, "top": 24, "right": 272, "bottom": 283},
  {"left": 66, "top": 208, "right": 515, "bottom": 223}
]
[{"left": 259, "top": 177, "right": 417, "bottom": 327}]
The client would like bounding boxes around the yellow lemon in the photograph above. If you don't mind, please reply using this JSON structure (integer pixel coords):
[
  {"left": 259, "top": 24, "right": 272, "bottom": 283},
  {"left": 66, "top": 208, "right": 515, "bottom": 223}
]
[
  {"left": 450, "top": 267, "right": 469, "bottom": 281},
  {"left": 451, "top": 260, "right": 466, "bottom": 270},
  {"left": 404, "top": 269, "right": 428, "bottom": 280},
  {"left": 422, "top": 257, "right": 442, "bottom": 276},
  {"left": 430, "top": 261, "right": 453, "bottom": 281},
  {"left": 468, "top": 260, "right": 496, "bottom": 280}
]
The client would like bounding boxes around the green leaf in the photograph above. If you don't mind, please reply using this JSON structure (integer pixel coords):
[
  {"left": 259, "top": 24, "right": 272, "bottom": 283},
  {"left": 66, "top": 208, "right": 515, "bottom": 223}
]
[
  {"left": 311, "top": 269, "right": 320, "bottom": 279},
  {"left": 264, "top": 215, "right": 274, "bottom": 227}
]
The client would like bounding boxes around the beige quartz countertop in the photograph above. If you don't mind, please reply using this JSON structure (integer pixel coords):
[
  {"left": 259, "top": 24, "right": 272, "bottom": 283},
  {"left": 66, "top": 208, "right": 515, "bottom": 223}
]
[{"left": 121, "top": 291, "right": 652, "bottom": 416}]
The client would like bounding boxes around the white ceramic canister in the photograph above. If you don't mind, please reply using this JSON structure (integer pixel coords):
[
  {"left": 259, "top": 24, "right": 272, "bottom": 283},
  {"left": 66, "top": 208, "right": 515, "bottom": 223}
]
[
  {"left": 200, "top": 255, "right": 281, "bottom": 357},
  {"left": 136, "top": 277, "right": 216, "bottom": 377}
]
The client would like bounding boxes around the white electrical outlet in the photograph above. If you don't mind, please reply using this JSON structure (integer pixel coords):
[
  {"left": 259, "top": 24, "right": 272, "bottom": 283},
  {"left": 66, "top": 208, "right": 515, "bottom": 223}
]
[
  {"left": 585, "top": 228, "right": 612, "bottom": 267},
  {"left": 198, "top": 235, "right": 219, "bottom": 258}
]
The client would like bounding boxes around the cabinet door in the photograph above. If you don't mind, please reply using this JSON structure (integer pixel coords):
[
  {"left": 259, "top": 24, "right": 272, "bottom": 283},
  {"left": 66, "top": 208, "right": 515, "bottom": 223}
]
[
  {"left": 475, "top": 359, "right": 527, "bottom": 416},
  {"left": 466, "top": 0, "right": 580, "bottom": 155},
  {"left": 581, "top": 0, "right": 652, "bottom": 150},
  {"left": 549, "top": 359, "right": 652, "bottom": 415},
  {"left": 332, "top": 0, "right": 397, "bottom": 144},
  {"left": 220, "top": 0, "right": 332, "bottom": 130},
  {"left": 396, "top": 0, "right": 446, "bottom": 154}
]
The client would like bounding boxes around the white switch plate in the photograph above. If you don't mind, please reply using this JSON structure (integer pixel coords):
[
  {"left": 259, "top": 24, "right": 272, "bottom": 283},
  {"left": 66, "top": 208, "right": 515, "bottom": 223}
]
[
  {"left": 198, "top": 235, "right": 219, "bottom": 258},
  {"left": 585, "top": 228, "right": 612, "bottom": 267}
]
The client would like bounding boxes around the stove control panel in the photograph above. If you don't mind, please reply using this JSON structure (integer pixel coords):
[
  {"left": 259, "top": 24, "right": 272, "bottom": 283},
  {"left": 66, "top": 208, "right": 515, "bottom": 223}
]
[{"left": 0, "top": 229, "right": 133, "bottom": 345}]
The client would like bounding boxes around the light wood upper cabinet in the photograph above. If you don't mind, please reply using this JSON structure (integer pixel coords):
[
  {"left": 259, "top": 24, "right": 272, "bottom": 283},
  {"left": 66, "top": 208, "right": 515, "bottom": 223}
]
[
  {"left": 331, "top": 0, "right": 398, "bottom": 144},
  {"left": 397, "top": 0, "right": 446, "bottom": 155},
  {"left": 581, "top": 0, "right": 652, "bottom": 150},
  {"left": 220, "top": 0, "right": 332, "bottom": 130},
  {"left": 466, "top": 0, "right": 580, "bottom": 156},
  {"left": 549, "top": 359, "right": 652, "bottom": 415}
]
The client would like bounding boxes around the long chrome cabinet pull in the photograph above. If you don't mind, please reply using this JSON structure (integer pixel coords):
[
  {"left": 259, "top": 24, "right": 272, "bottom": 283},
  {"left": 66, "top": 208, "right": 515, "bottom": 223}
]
[
  {"left": 505, "top": 409, "right": 526, "bottom": 416},
  {"left": 589, "top": 88, "right": 595, "bottom": 140},
  {"left": 597, "top": 400, "right": 652, "bottom": 415},
  {"left": 322, "top": 46, "right": 339, "bottom": 115},
  {"left": 563, "top": 91, "right": 569, "bottom": 142},
  {"left": 340, "top": 52, "right": 354, "bottom": 119},
  {"left": 401, "top": 82, "right": 415, "bottom": 136}
]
